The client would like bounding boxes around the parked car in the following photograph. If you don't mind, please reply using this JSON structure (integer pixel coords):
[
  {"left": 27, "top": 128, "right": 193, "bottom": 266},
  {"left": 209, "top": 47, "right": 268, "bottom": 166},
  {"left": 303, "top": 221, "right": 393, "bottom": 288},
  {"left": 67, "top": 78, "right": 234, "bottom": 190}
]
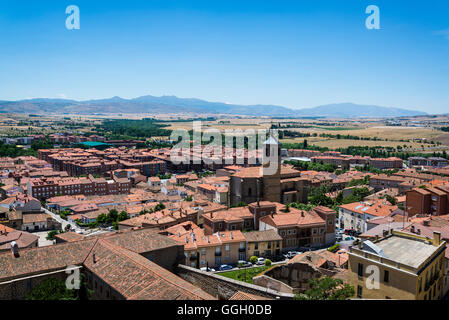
[
  {"left": 345, "top": 236, "right": 355, "bottom": 241},
  {"left": 219, "top": 264, "right": 233, "bottom": 271},
  {"left": 237, "top": 260, "right": 252, "bottom": 268},
  {"left": 336, "top": 235, "right": 343, "bottom": 242},
  {"left": 200, "top": 267, "right": 216, "bottom": 272},
  {"left": 285, "top": 251, "right": 300, "bottom": 259},
  {"left": 256, "top": 257, "right": 266, "bottom": 265}
]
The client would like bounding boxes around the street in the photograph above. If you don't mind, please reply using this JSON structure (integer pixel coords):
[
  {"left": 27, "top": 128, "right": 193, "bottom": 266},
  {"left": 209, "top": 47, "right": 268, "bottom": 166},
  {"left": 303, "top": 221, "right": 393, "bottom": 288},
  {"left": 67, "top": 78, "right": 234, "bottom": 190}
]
[{"left": 42, "top": 207, "right": 82, "bottom": 232}]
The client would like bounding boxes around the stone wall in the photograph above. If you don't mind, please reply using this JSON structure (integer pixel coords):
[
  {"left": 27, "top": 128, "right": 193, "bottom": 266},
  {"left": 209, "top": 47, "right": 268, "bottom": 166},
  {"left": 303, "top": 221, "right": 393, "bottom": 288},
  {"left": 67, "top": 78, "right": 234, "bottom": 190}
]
[{"left": 175, "top": 264, "right": 294, "bottom": 300}]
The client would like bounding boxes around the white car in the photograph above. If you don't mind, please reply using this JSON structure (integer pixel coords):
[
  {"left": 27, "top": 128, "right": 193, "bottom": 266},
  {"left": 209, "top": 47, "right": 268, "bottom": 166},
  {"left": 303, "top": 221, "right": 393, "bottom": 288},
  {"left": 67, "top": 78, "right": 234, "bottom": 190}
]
[
  {"left": 200, "top": 267, "right": 215, "bottom": 272},
  {"left": 256, "top": 257, "right": 266, "bottom": 265}
]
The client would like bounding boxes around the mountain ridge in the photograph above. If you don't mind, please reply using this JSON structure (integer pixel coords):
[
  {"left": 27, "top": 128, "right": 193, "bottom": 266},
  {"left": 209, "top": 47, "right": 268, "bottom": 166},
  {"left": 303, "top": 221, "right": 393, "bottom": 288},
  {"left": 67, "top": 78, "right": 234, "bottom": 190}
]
[{"left": 0, "top": 95, "right": 427, "bottom": 118}]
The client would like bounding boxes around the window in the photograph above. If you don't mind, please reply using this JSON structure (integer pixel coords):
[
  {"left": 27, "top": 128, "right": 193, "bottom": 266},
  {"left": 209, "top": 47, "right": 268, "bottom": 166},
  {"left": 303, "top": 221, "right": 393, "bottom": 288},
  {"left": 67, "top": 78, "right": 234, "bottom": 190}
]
[
  {"left": 254, "top": 243, "right": 258, "bottom": 250},
  {"left": 276, "top": 241, "right": 280, "bottom": 248},
  {"left": 357, "top": 285, "right": 363, "bottom": 298},
  {"left": 384, "top": 270, "right": 389, "bottom": 283},
  {"left": 358, "top": 263, "right": 364, "bottom": 277},
  {"left": 268, "top": 242, "right": 271, "bottom": 249},
  {"left": 225, "top": 244, "right": 230, "bottom": 251}
]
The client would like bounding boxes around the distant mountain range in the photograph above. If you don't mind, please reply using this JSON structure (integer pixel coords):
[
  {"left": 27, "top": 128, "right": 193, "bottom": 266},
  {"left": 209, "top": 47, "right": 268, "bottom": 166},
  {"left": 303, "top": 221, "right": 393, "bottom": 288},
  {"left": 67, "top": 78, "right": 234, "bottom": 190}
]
[{"left": 0, "top": 96, "right": 427, "bottom": 118}]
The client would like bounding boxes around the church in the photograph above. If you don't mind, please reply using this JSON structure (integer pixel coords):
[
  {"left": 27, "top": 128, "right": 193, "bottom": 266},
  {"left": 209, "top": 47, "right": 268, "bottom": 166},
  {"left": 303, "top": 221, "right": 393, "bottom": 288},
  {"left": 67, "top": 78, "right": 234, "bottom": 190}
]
[{"left": 229, "top": 136, "right": 310, "bottom": 206}]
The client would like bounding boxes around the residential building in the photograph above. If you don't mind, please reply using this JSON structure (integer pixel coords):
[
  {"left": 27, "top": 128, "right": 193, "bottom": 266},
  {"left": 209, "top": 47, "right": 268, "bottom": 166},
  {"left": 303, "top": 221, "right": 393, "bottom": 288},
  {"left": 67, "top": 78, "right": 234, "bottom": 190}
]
[
  {"left": 339, "top": 200, "right": 398, "bottom": 233},
  {"left": 243, "top": 230, "right": 283, "bottom": 260},
  {"left": 348, "top": 230, "right": 446, "bottom": 300}
]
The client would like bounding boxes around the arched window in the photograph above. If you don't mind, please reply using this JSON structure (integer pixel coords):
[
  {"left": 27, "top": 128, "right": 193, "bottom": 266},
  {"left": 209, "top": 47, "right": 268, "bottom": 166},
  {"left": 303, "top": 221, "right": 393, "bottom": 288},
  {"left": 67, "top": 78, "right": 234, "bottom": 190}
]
[{"left": 266, "top": 145, "right": 270, "bottom": 157}]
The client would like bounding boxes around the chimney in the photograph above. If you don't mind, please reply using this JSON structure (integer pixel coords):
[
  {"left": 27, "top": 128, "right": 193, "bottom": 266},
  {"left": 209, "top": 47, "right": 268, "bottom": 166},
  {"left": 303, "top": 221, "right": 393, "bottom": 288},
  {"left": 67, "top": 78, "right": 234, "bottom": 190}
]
[
  {"left": 411, "top": 225, "right": 415, "bottom": 233},
  {"left": 358, "top": 240, "right": 362, "bottom": 249},
  {"left": 10, "top": 241, "right": 19, "bottom": 258},
  {"left": 423, "top": 220, "right": 430, "bottom": 227},
  {"left": 92, "top": 253, "right": 96, "bottom": 263},
  {"left": 433, "top": 231, "right": 441, "bottom": 246},
  {"left": 417, "top": 228, "right": 421, "bottom": 235}
]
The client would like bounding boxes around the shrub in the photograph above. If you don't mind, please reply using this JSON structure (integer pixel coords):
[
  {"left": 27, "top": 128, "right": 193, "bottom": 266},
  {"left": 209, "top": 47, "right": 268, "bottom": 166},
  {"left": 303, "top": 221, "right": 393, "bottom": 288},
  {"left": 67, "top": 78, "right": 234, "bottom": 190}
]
[
  {"left": 46, "top": 230, "right": 59, "bottom": 241},
  {"left": 264, "top": 259, "right": 272, "bottom": 266},
  {"left": 328, "top": 243, "right": 340, "bottom": 253},
  {"left": 249, "top": 256, "right": 258, "bottom": 264}
]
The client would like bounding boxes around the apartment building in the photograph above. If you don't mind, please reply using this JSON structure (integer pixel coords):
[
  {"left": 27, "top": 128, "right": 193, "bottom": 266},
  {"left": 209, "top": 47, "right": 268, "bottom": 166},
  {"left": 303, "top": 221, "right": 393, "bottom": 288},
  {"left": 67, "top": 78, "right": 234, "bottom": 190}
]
[
  {"left": 348, "top": 230, "right": 446, "bottom": 300},
  {"left": 243, "top": 230, "right": 283, "bottom": 260},
  {"left": 166, "top": 221, "right": 247, "bottom": 268},
  {"left": 406, "top": 185, "right": 449, "bottom": 216},
  {"left": 339, "top": 200, "right": 398, "bottom": 233},
  {"left": 259, "top": 206, "right": 335, "bottom": 250},
  {"left": 27, "top": 176, "right": 131, "bottom": 200},
  {"left": 369, "top": 157, "right": 403, "bottom": 170},
  {"left": 409, "top": 157, "right": 449, "bottom": 168}
]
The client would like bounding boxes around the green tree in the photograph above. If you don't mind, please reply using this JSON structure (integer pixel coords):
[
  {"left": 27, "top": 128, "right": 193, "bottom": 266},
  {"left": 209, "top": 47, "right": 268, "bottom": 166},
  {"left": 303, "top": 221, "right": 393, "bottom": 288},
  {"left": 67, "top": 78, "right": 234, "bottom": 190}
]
[
  {"left": 96, "top": 213, "right": 108, "bottom": 224},
  {"left": 264, "top": 259, "right": 272, "bottom": 267},
  {"left": 385, "top": 194, "right": 397, "bottom": 205},
  {"left": 107, "top": 209, "right": 118, "bottom": 223},
  {"left": 26, "top": 278, "right": 77, "bottom": 300},
  {"left": 249, "top": 256, "right": 258, "bottom": 265},
  {"left": 295, "top": 276, "right": 354, "bottom": 300},
  {"left": 118, "top": 211, "right": 130, "bottom": 222},
  {"left": 46, "top": 230, "right": 61, "bottom": 241}
]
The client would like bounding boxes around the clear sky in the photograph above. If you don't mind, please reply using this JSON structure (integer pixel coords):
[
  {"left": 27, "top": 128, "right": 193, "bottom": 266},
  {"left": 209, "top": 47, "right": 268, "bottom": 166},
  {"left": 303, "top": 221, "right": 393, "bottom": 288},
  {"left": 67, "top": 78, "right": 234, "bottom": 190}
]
[{"left": 0, "top": 0, "right": 448, "bottom": 113}]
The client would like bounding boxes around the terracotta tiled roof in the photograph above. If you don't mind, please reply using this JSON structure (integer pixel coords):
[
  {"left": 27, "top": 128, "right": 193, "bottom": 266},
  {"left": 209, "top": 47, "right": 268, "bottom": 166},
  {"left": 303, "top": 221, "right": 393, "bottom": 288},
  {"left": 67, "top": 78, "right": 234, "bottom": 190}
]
[
  {"left": 54, "top": 232, "right": 85, "bottom": 243},
  {"left": 340, "top": 200, "right": 398, "bottom": 218},
  {"left": 243, "top": 230, "right": 282, "bottom": 242},
  {"left": 84, "top": 239, "right": 214, "bottom": 300},
  {"left": 0, "top": 230, "right": 38, "bottom": 250},
  {"left": 260, "top": 208, "right": 325, "bottom": 228}
]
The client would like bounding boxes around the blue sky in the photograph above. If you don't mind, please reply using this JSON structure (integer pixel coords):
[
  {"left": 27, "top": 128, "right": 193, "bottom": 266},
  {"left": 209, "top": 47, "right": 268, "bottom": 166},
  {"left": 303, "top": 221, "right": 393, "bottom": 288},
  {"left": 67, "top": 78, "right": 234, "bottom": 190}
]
[{"left": 0, "top": 0, "right": 448, "bottom": 113}]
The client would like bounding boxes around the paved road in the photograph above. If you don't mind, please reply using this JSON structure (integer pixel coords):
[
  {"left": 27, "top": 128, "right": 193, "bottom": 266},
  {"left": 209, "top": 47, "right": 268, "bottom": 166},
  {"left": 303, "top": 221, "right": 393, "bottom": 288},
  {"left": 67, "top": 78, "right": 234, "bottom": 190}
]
[
  {"left": 33, "top": 231, "right": 55, "bottom": 247},
  {"left": 42, "top": 208, "right": 82, "bottom": 232}
]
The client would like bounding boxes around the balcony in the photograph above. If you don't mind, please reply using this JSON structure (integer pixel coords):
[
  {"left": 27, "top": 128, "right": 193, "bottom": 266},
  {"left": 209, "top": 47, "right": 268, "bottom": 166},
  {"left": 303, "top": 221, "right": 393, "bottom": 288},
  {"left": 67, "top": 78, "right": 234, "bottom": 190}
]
[
  {"left": 239, "top": 247, "right": 246, "bottom": 252},
  {"left": 215, "top": 251, "right": 222, "bottom": 257}
]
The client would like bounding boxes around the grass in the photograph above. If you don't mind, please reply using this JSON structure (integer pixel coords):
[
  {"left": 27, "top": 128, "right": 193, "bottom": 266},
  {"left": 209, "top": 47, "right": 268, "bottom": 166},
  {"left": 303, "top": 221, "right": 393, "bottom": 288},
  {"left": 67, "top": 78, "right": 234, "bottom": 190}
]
[{"left": 217, "top": 265, "right": 273, "bottom": 284}]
